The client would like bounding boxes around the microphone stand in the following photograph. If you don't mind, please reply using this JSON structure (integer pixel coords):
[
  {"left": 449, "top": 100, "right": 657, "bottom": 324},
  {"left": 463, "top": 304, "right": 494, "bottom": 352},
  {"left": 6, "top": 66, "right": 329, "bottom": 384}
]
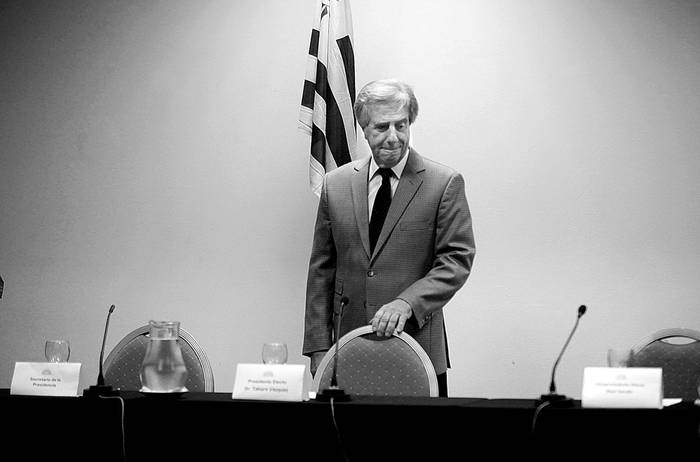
[
  {"left": 84, "top": 304, "right": 120, "bottom": 397},
  {"left": 316, "top": 297, "right": 350, "bottom": 402},
  {"left": 538, "top": 305, "right": 587, "bottom": 407}
]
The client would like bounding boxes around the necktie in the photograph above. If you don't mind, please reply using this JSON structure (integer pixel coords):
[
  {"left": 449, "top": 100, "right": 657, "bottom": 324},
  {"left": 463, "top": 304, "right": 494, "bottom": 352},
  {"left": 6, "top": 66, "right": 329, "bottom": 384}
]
[{"left": 369, "top": 168, "right": 393, "bottom": 254}]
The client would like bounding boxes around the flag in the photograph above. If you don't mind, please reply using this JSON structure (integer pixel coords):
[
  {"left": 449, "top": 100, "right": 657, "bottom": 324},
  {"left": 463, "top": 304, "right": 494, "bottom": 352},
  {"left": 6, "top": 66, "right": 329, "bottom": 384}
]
[{"left": 299, "top": 0, "right": 356, "bottom": 197}]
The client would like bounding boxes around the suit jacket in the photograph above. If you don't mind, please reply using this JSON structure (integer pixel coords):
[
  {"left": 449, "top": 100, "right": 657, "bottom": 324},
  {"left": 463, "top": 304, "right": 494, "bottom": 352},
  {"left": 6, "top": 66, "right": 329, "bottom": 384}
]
[{"left": 303, "top": 148, "right": 475, "bottom": 374}]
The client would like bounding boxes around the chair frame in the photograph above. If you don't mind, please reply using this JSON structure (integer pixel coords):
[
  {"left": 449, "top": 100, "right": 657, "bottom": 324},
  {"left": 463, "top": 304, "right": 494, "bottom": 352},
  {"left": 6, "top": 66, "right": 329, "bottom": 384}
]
[
  {"left": 103, "top": 324, "right": 215, "bottom": 392},
  {"left": 312, "top": 325, "right": 439, "bottom": 397},
  {"left": 629, "top": 327, "right": 700, "bottom": 399},
  {"left": 631, "top": 327, "right": 700, "bottom": 354}
]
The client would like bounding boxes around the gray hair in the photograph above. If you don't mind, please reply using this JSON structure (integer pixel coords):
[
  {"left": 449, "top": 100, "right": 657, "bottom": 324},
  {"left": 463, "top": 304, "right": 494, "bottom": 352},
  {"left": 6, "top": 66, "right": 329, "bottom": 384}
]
[{"left": 354, "top": 79, "right": 419, "bottom": 129}]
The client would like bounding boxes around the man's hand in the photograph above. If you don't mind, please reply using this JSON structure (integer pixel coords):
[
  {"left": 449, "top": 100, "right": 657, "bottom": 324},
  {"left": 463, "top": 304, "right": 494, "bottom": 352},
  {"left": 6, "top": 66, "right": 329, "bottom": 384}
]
[
  {"left": 310, "top": 351, "right": 327, "bottom": 377},
  {"left": 370, "top": 299, "right": 412, "bottom": 337}
]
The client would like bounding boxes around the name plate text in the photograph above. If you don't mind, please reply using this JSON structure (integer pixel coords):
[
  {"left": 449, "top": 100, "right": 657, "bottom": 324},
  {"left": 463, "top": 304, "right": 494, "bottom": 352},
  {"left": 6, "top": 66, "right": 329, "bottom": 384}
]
[
  {"left": 232, "top": 363, "right": 306, "bottom": 402},
  {"left": 11, "top": 362, "right": 82, "bottom": 397},
  {"left": 581, "top": 366, "right": 662, "bottom": 409}
]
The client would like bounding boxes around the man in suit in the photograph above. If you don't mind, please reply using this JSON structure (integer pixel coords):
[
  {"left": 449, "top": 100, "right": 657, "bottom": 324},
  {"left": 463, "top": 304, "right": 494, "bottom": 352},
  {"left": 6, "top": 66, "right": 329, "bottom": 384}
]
[{"left": 303, "top": 79, "right": 475, "bottom": 397}]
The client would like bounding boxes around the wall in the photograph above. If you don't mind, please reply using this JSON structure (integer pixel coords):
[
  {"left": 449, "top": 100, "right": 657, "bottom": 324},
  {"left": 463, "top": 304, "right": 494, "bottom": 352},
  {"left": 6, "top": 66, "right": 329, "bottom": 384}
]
[{"left": 1, "top": 0, "right": 699, "bottom": 398}]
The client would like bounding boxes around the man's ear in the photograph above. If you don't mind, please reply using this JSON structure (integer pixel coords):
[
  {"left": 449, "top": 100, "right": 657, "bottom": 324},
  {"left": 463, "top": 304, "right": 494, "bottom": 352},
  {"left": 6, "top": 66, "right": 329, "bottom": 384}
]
[{"left": 360, "top": 125, "right": 370, "bottom": 141}]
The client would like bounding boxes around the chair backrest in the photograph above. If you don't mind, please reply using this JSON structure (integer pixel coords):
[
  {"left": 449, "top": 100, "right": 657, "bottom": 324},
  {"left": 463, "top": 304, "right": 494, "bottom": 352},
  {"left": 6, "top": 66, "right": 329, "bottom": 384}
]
[
  {"left": 312, "top": 325, "right": 439, "bottom": 397},
  {"left": 629, "top": 327, "right": 700, "bottom": 400},
  {"left": 103, "top": 325, "right": 214, "bottom": 392}
]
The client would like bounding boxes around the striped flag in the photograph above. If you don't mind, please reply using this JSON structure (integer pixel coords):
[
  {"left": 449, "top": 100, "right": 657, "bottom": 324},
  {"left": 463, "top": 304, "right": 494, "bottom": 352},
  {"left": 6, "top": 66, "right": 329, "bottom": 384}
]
[{"left": 299, "top": 0, "right": 356, "bottom": 197}]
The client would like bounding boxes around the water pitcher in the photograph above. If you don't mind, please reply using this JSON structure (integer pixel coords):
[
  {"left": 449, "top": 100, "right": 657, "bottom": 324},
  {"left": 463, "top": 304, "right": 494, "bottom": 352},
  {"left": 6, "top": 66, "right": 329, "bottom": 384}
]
[{"left": 139, "top": 320, "right": 188, "bottom": 393}]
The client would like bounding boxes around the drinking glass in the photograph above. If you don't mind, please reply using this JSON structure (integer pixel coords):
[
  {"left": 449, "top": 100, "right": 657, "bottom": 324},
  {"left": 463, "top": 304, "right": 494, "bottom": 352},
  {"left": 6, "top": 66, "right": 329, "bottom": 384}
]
[
  {"left": 607, "top": 348, "right": 633, "bottom": 367},
  {"left": 45, "top": 339, "right": 71, "bottom": 362},
  {"left": 262, "top": 342, "right": 288, "bottom": 364}
]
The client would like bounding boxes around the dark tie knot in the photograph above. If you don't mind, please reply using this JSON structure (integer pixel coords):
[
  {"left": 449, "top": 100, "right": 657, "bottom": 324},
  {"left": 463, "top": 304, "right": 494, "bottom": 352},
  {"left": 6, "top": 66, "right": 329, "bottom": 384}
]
[{"left": 378, "top": 168, "right": 393, "bottom": 181}]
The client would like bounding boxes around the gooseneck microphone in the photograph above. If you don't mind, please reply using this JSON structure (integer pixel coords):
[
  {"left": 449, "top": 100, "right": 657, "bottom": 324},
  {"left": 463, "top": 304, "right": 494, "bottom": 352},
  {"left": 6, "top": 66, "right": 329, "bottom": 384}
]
[
  {"left": 330, "top": 296, "right": 349, "bottom": 389},
  {"left": 84, "top": 304, "right": 119, "bottom": 397},
  {"left": 316, "top": 296, "right": 351, "bottom": 401},
  {"left": 97, "top": 304, "right": 116, "bottom": 386},
  {"left": 538, "top": 304, "right": 587, "bottom": 406}
]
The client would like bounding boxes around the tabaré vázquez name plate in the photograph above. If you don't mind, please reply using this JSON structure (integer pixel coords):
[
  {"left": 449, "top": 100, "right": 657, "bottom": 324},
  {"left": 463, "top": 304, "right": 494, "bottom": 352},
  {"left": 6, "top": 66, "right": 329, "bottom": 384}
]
[{"left": 232, "top": 363, "right": 305, "bottom": 402}]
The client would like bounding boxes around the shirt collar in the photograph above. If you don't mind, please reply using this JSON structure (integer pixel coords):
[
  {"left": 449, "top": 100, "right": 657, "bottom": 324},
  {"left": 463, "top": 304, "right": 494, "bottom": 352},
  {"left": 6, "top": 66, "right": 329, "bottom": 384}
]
[{"left": 369, "top": 148, "right": 409, "bottom": 181}]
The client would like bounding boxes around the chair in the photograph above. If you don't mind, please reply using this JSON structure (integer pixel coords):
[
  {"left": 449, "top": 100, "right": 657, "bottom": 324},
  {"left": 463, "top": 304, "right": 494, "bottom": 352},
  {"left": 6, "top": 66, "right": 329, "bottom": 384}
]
[
  {"left": 103, "top": 324, "right": 215, "bottom": 392},
  {"left": 628, "top": 327, "right": 700, "bottom": 400},
  {"left": 312, "top": 325, "right": 439, "bottom": 397}
]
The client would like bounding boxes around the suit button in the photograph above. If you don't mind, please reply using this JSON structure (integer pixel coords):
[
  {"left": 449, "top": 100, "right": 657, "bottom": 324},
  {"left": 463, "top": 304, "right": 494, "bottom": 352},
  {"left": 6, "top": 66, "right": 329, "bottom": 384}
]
[{"left": 367, "top": 270, "right": 375, "bottom": 277}]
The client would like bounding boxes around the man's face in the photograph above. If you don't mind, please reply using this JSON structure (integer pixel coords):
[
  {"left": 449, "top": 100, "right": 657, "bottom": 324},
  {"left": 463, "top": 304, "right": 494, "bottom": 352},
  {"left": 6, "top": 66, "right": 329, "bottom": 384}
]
[{"left": 362, "top": 103, "right": 411, "bottom": 168}]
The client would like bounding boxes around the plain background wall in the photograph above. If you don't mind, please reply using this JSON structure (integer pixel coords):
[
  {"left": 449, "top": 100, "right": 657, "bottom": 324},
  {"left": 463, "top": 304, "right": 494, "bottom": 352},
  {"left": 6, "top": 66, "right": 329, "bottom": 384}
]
[{"left": 1, "top": 0, "right": 699, "bottom": 399}]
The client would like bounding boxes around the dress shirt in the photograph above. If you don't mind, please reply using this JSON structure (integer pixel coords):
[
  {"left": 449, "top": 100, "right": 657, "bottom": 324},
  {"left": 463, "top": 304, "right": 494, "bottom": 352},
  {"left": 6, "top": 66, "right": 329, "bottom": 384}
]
[{"left": 367, "top": 149, "right": 409, "bottom": 220}]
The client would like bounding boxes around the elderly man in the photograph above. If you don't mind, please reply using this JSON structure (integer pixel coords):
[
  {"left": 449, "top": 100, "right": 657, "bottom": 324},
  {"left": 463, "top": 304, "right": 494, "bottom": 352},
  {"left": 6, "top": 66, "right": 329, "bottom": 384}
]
[{"left": 303, "top": 79, "right": 475, "bottom": 397}]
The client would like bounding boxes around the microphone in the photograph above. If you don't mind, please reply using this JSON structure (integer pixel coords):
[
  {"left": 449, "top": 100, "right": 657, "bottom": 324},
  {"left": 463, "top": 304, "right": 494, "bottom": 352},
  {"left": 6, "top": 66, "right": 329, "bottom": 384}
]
[
  {"left": 538, "top": 304, "right": 587, "bottom": 406},
  {"left": 83, "top": 304, "right": 119, "bottom": 397},
  {"left": 316, "top": 296, "right": 351, "bottom": 401}
]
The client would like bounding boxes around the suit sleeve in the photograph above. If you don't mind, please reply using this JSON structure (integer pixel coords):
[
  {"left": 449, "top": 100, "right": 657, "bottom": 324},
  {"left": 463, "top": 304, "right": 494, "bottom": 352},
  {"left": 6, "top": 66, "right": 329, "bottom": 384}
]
[
  {"left": 396, "top": 172, "right": 475, "bottom": 327},
  {"left": 303, "top": 177, "right": 336, "bottom": 356}
]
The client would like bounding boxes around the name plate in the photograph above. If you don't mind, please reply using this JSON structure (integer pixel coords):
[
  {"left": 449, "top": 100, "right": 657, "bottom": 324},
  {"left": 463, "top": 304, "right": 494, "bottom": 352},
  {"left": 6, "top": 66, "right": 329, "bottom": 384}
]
[
  {"left": 581, "top": 366, "right": 663, "bottom": 409},
  {"left": 232, "top": 363, "right": 306, "bottom": 402},
  {"left": 10, "top": 362, "right": 82, "bottom": 397}
]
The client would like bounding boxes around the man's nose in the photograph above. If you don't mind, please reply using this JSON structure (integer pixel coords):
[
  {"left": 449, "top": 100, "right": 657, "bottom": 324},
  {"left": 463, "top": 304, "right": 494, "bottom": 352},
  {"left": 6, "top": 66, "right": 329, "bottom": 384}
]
[{"left": 386, "top": 126, "right": 399, "bottom": 143}]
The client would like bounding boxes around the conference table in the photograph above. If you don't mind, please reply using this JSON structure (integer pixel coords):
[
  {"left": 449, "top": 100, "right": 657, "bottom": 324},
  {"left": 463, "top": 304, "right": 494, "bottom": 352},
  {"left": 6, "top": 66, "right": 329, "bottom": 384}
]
[{"left": 2, "top": 389, "right": 699, "bottom": 460}]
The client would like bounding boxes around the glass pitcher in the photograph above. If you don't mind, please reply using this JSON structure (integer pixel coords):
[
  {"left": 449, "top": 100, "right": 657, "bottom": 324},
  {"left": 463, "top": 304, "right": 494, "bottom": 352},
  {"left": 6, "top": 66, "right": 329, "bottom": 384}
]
[{"left": 139, "top": 320, "right": 188, "bottom": 393}]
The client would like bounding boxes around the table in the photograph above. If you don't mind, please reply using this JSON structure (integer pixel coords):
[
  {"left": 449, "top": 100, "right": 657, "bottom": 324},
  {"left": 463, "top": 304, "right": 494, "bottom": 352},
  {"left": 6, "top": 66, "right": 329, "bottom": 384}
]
[{"left": 2, "top": 389, "right": 699, "bottom": 460}]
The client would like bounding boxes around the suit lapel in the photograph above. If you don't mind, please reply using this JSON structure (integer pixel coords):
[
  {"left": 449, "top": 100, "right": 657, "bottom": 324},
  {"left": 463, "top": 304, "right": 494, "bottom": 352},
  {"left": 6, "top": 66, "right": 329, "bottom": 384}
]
[
  {"left": 372, "top": 148, "right": 425, "bottom": 261},
  {"left": 351, "top": 157, "right": 371, "bottom": 259}
]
